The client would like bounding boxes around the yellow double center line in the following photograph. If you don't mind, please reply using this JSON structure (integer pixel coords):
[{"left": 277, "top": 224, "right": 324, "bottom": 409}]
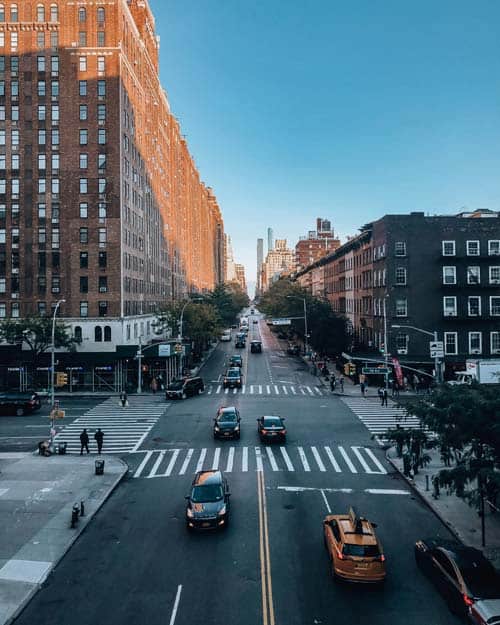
[{"left": 257, "top": 471, "right": 275, "bottom": 625}]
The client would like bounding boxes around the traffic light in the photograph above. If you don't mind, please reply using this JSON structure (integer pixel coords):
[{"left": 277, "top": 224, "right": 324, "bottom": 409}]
[
  {"left": 56, "top": 372, "right": 68, "bottom": 387},
  {"left": 349, "top": 363, "right": 356, "bottom": 375},
  {"left": 380, "top": 343, "right": 385, "bottom": 354}
]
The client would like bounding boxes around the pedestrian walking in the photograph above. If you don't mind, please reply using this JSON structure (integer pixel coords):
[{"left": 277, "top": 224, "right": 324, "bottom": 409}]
[
  {"left": 339, "top": 376, "right": 344, "bottom": 393},
  {"left": 119, "top": 390, "right": 128, "bottom": 408},
  {"left": 79, "top": 428, "right": 90, "bottom": 455},
  {"left": 330, "top": 375, "right": 336, "bottom": 392},
  {"left": 381, "top": 387, "right": 388, "bottom": 407},
  {"left": 360, "top": 381, "right": 365, "bottom": 396},
  {"left": 150, "top": 377, "right": 158, "bottom": 394},
  {"left": 94, "top": 428, "right": 104, "bottom": 454}
]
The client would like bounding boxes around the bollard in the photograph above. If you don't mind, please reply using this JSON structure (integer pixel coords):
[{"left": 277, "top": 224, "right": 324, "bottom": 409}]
[
  {"left": 70, "top": 503, "right": 80, "bottom": 528},
  {"left": 425, "top": 475, "right": 429, "bottom": 491},
  {"left": 80, "top": 500, "right": 85, "bottom": 517}
]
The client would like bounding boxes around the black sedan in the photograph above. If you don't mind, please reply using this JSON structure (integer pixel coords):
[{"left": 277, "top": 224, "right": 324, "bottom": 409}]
[
  {"left": 185, "top": 470, "right": 230, "bottom": 530},
  {"left": 228, "top": 355, "right": 243, "bottom": 368},
  {"left": 223, "top": 368, "right": 242, "bottom": 389},
  {"left": 257, "top": 415, "right": 286, "bottom": 443},
  {"left": 415, "top": 538, "right": 500, "bottom": 621},
  {"left": 214, "top": 406, "right": 241, "bottom": 440}
]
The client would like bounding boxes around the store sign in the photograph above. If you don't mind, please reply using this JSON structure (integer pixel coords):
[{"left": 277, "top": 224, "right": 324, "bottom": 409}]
[{"left": 158, "top": 344, "right": 172, "bottom": 357}]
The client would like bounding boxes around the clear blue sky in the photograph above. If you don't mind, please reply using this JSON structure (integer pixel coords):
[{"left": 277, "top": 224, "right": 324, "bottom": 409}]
[{"left": 150, "top": 0, "right": 500, "bottom": 293}]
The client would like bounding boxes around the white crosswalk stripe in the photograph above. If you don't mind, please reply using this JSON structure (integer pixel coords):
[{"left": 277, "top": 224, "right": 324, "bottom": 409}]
[
  {"left": 204, "top": 384, "right": 325, "bottom": 396},
  {"left": 53, "top": 396, "right": 166, "bottom": 454},
  {"left": 131, "top": 444, "right": 388, "bottom": 479},
  {"left": 341, "top": 397, "right": 427, "bottom": 441}
]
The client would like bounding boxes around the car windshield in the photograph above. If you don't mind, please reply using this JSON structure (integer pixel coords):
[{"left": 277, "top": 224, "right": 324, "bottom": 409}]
[
  {"left": 168, "top": 380, "right": 184, "bottom": 390},
  {"left": 219, "top": 412, "right": 237, "bottom": 422},
  {"left": 227, "top": 371, "right": 239, "bottom": 378},
  {"left": 191, "top": 485, "right": 224, "bottom": 503},
  {"left": 462, "top": 562, "right": 500, "bottom": 598},
  {"left": 263, "top": 417, "right": 282, "bottom": 428},
  {"left": 343, "top": 544, "right": 380, "bottom": 558}
]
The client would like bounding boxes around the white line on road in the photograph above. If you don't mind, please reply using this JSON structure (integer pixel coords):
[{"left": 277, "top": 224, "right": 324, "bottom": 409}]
[
  {"left": 216, "top": 385, "right": 221, "bottom": 394},
  {"left": 179, "top": 449, "right": 194, "bottom": 475},
  {"left": 224, "top": 388, "right": 229, "bottom": 395},
  {"left": 321, "top": 489, "right": 331, "bottom": 513},
  {"left": 280, "top": 446, "right": 294, "bottom": 471},
  {"left": 277, "top": 486, "right": 353, "bottom": 494},
  {"left": 196, "top": 448, "right": 207, "bottom": 472},
  {"left": 225, "top": 447, "right": 234, "bottom": 472},
  {"left": 364, "top": 489, "right": 410, "bottom": 495},
  {"left": 134, "top": 450, "right": 153, "bottom": 478},
  {"left": 0, "top": 489, "right": 9, "bottom": 497},
  {"left": 266, "top": 385, "right": 271, "bottom": 394},
  {"left": 290, "top": 387, "right": 296, "bottom": 395},
  {"left": 169, "top": 584, "right": 182, "bottom": 625},
  {"left": 324, "top": 446, "right": 341, "bottom": 472},
  {"left": 362, "top": 448, "right": 387, "bottom": 474},
  {"left": 351, "top": 447, "right": 372, "bottom": 473},
  {"left": 212, "top": 447, "right": 221, "bottom": 470},
  {"left": 282, "top": 386, "right": 288, "bottom": 395},
  {"left": 266, "top": 446, "right": 279, "bottom": 471},
  {"left": 259, "top": 385, "right": 262, "bottom": 394},
  {"left": 255, "top": 447, "right": 263, "bottom": 472},
  {"left": 242, "top": 384, "right": 246, "bottom": 394},
  {"left": 163, "top": 449, "right": 180, "bottom": 477},
  {"left": 311, "top": 446, "right": 326, "bottom": 472},
  {"left": 274, "top": 385, "right": 279, "bottom": 394},
  {"left": 242, "top": 446, "right": 248, "bottom": 472},
  {"left": 250, "top": 385, "right": 254, "bottom": 394},
  {"left": 338, "top": 446, "right": 357, "bottom": 473},
  {"left": 297, "top": 446, "right": 311, "bottom": 471},
  {"left": 148, "top": 450, "right": 166, "bottom": 478},
  {"left": 300, "top": 388, "right": 306, "bottom": 395}
]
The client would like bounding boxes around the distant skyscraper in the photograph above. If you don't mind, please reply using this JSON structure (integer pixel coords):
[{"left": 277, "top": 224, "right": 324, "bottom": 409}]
[
  {"left": 256, "top": 239, "right": 264, "bottom": 294},
  {"left": 267, "top": 228, "right": 274, "bottom": 253}
]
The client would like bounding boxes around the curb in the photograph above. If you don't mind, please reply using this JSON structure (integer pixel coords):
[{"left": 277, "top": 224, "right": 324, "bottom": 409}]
[
  {"left": 385, "top": 448, "right": 462, "bottom": 542},
  {"left": 4, "top": 457, "right": 128, "bottom": 625}
]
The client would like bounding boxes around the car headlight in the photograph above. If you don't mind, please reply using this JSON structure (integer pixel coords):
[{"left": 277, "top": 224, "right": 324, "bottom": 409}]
[
  {"left": 186, "top": 507, "right": 194, "bottom": 518},
  {"left": 234, "top": 425, "right": 240, "bottom": 430},
  {"left": 217, "top": 505, "right": 226, "bottom": 516},
  {"left": 214, "top": 426, "right": 220, "bottom": 432}
]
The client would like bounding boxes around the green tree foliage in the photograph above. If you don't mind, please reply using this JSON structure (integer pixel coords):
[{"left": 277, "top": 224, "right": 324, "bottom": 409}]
[
  {"left": 0, "top": 316, "right": 80, "bottom": 366},
  {"left": 206, "top": 282, "right": 249, "bottom": 327},
  {"left": 258, "top": 279, "right": 349, "bottom": 356}
]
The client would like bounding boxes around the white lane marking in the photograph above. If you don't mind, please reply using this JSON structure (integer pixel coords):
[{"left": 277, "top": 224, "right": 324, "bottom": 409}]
[
  {"left": 242, "top": 384, "right": 246, "bottom": 394},
  {"left": 259, "top": 385, "right": 262, "bottom": 394},
  {"left": 362, "top": 447, "right": 388, "bottom": 474},
  {"left": 179, "top": 448, "right": 193, "bottom": 475},
  {"left": 351, "top": 447, "right": 374, "bottom": 473},
  {"left": 311, "top": 446, "right": 326, "bottom": 472},
  {"left": 134, "top": 450, "right": 153, "bottom": 478},
  {"left": 212, "top": 448, "right": 221, "bottom": 470},
  {"left": 324, "top": 446, "right": 341, "bottom": 472},
  {"left": 300, "top": 388, "right": 306, "bottom": 395},
  {"left": 266, "top": 446, "right": 279, "bottom": 471},
  {"left": 196, "top": 448, "right": 207, "bottom": 472},
  {"left": 280, "top": 447, "right": 294, "bottom": 471},
  {"left": 132, "top": 429, "right": 152, "bottom": 453},
  {"left": 225, "top": 447, "right": 235, "bottom": 472},
  {"left": 274, "top": 385, "right": 279, "bottom": 394},
  {"left": 314, "top": 387, "right": 322, "bottom": 395},
  {"left": 207, "top": 387, "right": 212, "bottom": 395},
  {"left": 290, "top": 386, "right": 296, "bottom": 395},
  {"left": 338, "top": 446, "right": 357, "bottom": 473},
  {"left": 250, "top": 385, "right": 254, "bottom": 394},
  {"left": 305, "top": 386, "right": 313, "bottom": 395},
  {"left": 233, "top": 388, "right": 237, "bottom": 394},
  {"left": 365, "top": 489, "right": 410, "bottom": 495},
  {"left": 297, "top": 446, "right": 311, "bottom": 471},
  {"left": 163, "top": 449, "right": 180, "bottom": 477},
  {"left": 216, "top": 385, "right": 221, "bottom": 394},
  {"left": 255, "top": 447, "right": 263, "bottom": 472},
  {"left": 282, "top": 386, "right": 288, "bottom": 395},
  {"left": 321, "top": 489, "right": 331, "bottom": 513},
  {"left": 277, "top": 486, "right": 353, "bottom": 494},
  {"left": 266, "top": 385, "right": 271, "bottom": 394},
  {"left": 242, "top": 446, "right": 248, "bottom": 472},
  {"left": 0, "top": 488, "right": 9, "bottom": 497},
  {"left": 224, "top": 388, "right": 229, "bottom": 395},
  {"left": 169, "top": 584, "right": 183, "bottom": 625},
  {"left": 148, "top": 450, "right": 166, "bottom": 478}
]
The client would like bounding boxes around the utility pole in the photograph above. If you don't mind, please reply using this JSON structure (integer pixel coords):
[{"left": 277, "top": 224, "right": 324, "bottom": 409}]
[
  {"left": 383, "top": 295, "right": 389, "bottom": 390},
  {"left": 137, "top": 335, "right": 142, "bottom": 394}
]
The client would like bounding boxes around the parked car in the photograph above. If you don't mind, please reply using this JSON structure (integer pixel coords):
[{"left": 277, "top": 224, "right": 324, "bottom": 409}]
[
  {"left": 415, "top": 538, "right": 500, "bottom": 620},
  {"left": 165, "top": 376, "right": 204, "bottom": 399},
  {"left": 220, "top": 330, "right": 232, "bottom": 342},
  {"left": 324, "top": 507, "right": 386, "bottom": 583},
  {"left": 257, "top": 415, "right": 286, "bottom": 442},
  {"left": 250, "top": 340, "right": 262, "bottom": 353},
  {"left": 229, "top": 355, "right": 243, "bottom": 368},
  {"left": 213, "top": 406, "right": 241, "bottom": 440},
  {"left": 223, "top": 368, "right": 243, "bottom": 389},
  {"left": 185, "top": 470, "right": 231, "bottom": 530},
  {"left": 0, "top": 391, "right": 42, "bottom": 416}
]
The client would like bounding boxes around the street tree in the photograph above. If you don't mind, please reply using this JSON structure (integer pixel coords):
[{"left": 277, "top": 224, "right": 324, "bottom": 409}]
[{"left": 206, "top": 282, "right": 249, "bottom": 326}]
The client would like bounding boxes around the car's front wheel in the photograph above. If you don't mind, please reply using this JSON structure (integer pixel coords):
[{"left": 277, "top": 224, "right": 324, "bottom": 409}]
[
  {"left": 16, "top": 407, "right": 25, "bottom": 416},
  {"left": 182, "top": 392, "right": 187, "bottom": 400}
]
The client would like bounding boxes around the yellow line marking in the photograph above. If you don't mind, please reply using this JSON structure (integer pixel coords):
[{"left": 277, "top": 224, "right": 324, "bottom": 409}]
[
  {"left": 258, "top": 472, "right": 268, "bottom": 625},
  {"left": 258, "top": 471, "right": 275, "bottom": 625}
]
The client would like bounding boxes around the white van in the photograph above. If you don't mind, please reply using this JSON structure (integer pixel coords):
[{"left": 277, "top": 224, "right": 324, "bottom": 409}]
[{"left": 220, "top": 330, "right": 232, "bottom": 342}]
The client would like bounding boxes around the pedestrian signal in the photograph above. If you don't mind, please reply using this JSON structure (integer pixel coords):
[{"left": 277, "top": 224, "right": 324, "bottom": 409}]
[{"left": 56, "top": 372, "right": 68, "bottom": 387}]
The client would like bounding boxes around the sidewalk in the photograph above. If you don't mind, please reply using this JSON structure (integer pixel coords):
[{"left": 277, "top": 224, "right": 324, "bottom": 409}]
[{"left": 0, "top": 452, "right": 128, "bottom": 625}]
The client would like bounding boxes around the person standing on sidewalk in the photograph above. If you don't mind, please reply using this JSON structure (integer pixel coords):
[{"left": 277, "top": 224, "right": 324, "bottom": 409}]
[
  {"left": 79, "top": 429, "right": 89, "bottom": 455},
  {"left": 339, "top": 376, "right": 344, "bottom": 393},
  {"left": 381, "top": 388, "right": 388, "bottom": 407},
  {"left": 330, "top": 375, "right": 336, "bottom": 392},
  {"left": 94, "top": 428, "right": 104, "bottom": 454}
]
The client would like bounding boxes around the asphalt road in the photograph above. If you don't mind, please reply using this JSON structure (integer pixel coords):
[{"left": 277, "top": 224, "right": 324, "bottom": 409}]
[{"left": 13, "top": 314, "right": 461, "bottom": 625}]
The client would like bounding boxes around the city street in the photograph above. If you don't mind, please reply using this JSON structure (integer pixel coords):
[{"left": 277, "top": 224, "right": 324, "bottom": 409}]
[{"left": 12, "top": 319, "right": 460, "bottom": 625}]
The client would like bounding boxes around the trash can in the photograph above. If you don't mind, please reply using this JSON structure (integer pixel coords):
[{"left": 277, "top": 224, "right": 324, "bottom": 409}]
[
  {"left": 58, "top": 442, "right": 67, "bottom": 455},
  {"left": 95, "top": 459, "right": 105, "bottom": 475}
]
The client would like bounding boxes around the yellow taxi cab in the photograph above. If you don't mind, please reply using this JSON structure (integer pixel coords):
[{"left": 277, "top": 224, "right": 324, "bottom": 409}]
[{"left": 323, "top": 507, "right": 386, "bottom": 583}]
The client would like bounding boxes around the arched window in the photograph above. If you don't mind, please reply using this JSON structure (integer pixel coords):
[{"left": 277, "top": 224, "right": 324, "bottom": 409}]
[
  {"left": 0, "top": 4, "right": 5, "bottom": 22},
  {"left": 104, "top": 325, "right": 111, "bottom": 342},
  {"left": 94, "top": 326, "right": 102, "bottom": 342},
  {"left": 36, "top": 4, "right": 45, "bottom": 21},
  {"left": 97, "top": 7, "right": 105, "bottom": 24},
  {"left": 10, "top": 3, "right": 18, "bottom": 22},
  {"left": 78, "top": 7, "right": 86, "bottom": 22},
  {"left": 50, "top": 4, "right": 58, "bottom": 22},
  {"left": 74, "top": 326, "right": 82, "bottom": 341}
]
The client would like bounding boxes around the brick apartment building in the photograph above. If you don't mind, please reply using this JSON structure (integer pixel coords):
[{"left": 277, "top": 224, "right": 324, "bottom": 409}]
[
  {"left": 0, "top": 0, "right": 225, "bottom": 390},
  {"left": 296, "top": 210, "right": 500, "bottom": 379},
  {"left": 295, "top": 218, "right": 340, "bottom": 271}
]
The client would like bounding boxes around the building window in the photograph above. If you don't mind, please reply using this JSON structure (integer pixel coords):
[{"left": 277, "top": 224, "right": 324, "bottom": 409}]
[
  {"left": 78, "top": 31, "right": 87, "bottom": 47},
  {"left": 394, "top": 241, "right": 406, "bottom": 256},
  {"left": 98, "top": 301, "right": 108, "bottom": 317},
  {"left": 79, "top": 178, "right": 88, "bottom": 194},
  {"left": 79, "top": 129, "right": 88, "bottom": 145},
  {"left": 94, "top": 326, "right": 102, "bottom": 342},
  {"left": 97, "top": 56, "right": 105, "bottom": 72},
  {"left": 37, "top": 4, "right": 45, "bottom": 22},
  {"left": 490, "top": 296, "right": 500, "bottom": 316},
  {"left": 442, "top": 266, "right": 456, "bottom": 285},
  {"left": 98, "top": 154, "right": 106, "bottom": 170},
  {"left": 51, "top": 228, "right": 59, "bottom": 249},
  {"left": 78, "top": 7, "right": 86, "bottom": 22},
  {"left": 0, "top": 180, "right": 5, "bottom": 194},
  {"left": 38, "top": 129, "right": 46, "bottom": 145},
  {"left": 79, "top": 227, "right": 88, "bottom": 244},
  {"left": 443, "top": 296, "right": 457, "bottom": 317},
  {"left": 97, "top": 31, "right": 105, "bottom": 47},
  {"left": 469, "top": 332, "right": 482, "bottom": 354},
  {"left": 0, "top": 228, "right": 5, "bottom": 243},
  {"left": 466, "top": 240, "right": 480, "bottom": 256},
  {"left": 80, "top": 301, "right": 88, "bottom": 317},
  {"left": 51, "top": 55, "right": 59, "bottom": 73},
  {"left": 467, "top": 266, "right": 480, "bottom": 285},
  {"left": 79, "top": 153, "right": 88, "bottom": 169},
  {"left": 36, "top": 32, "right": 45, "bottom": 48},
  {"left": 37, "top": 276, "right": 46, "bottom": 293},
  {"left": 395, "top": 267, "right": 406, "bottom": 285},
  {"left": 98, "top": 276, "right": 107, "bottom": 293},
  {"left": 52, "top": 129, "right": 59, "bottom": 145},
  {"left": 488, "top": 240, "right": 500, "bottom": 256},
  {"left": 104, "top": 325, "right": 111, "bottom": 342},
  {"left": 98, "top": 178, "right": 106, "bottom": 193},
  {"left": 98, "top": 251, "right": 107, "bottom": 268},
  {"left": 37, "top": 80, "right": 46, "bottom": 96},
  {"left": 79, "top": 56, "right": 87, "bottom": 72},
  {"left": 491, "top": 332, "right": 500, "bottom": 355},
  {"left": 98, "top": 129, "right": 106, "bottom": 145},
  {"left": 395, "top": 298, "right": 407, "bottom": 317},
  {"left": 11, "top": 302, "right": 19, "bottom": 318},
  {"left": 79, "top": 202, "right": 88, "bottom": 219},
  {"left": 38, "top": 179, "right": 46, "bottom": 194},
  {"left": 38, "top": 203, "right": 46, "bottom": 219},
  {"left": 79, "top": 251, "right": 88, "bottom": 269},
  {"left": 442, "top": 240, "right": 456, "bottom": 256},
  {"left": 395, "top": 333, "right": 408, "bottom": 351},
  {"left": 97, "top": 80, "right": 106, "bottom": 97},
  {"left": 11, "top": 154, "right": 19, "bottom": 170},
  {"left": 0, "top": 5, "right": 4, "bottom": 22},
  {"left": 0, "top": 277, "right": 5, "bottom": 293},
  {"left": 38, "top": 105, "right": 46, "bottom": 121},
  {"left": 74, "top": 326, "right": 82, "bottom": 341},
  {"left": 444, "top": 332, "right": 458, "bottom": 355},
  {"left": 50, "top": 4, "right": 58, "bottom": 22},
  {"left": 97, "top": 7, "right": 105, "bottom": 23},
  {"left": 52, "top": 154, "right": 59, "bottom": 170},
  {"left": 51, "top": 178, "right": 59, "bottom": 194},
  {"left": 11, "top": 129, "right": 19, "bottom": 145},
  {"left": 11, "top": 104, "right": 18, "bottom": 120},
  {"left": 98, "top": 228, "right": 106, "bottom": 247},
  {"left": 489, "top": 266, "right": 500, "bottom": 285},
  {"left": 0, "top": 303, "right": 5, "bottom": 318},
  {"left": 79, "top": 104, "right": 87, "bottom": 121},
  {"left": 50, "top": 31, "right": 58, "bottom": 48},
  {"left": 79, "top": 80, "right": 87, "bottom": 96},
  {"left": 468, "top": 296, "right": 481, "bottom": 316},
  {"left": 80, "top": 276, "right": 88, "bottom": 293},
  {"left": 97, "top": 104, "right": 106, "bottom": 121},
  {"left": 51, "top": 276, "right": 60, "bottom": 294},
  {"left": 52, "top": 251, "right": 60, "bottom": 267}
]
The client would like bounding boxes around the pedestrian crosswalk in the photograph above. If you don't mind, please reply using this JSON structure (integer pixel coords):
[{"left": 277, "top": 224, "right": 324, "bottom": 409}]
[
  {"left": 53, "top": 397, "right": 168, "bottom": 454},
  {"left": 132, "top": 444, "right": 387, "bottom": 479},
  {"left": 341, "top": 397, "right": 424, "bottom": 441},
  {"left": 206, "top": 384, "right": 326, "bottom": 396}
]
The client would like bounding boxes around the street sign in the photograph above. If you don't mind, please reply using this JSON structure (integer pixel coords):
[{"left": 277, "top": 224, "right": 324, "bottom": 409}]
[
  {"left": 272, "top": 318, "right": 291, "bottom": 326},
  {"left": 158, "top": 344, "right": 172, "bottom": 357},
  {"left": 362, "top": 367, "right": 390, "bottom": 375},
  {"left": 429, "top": 341, "right": 444, "bottom": 358}
]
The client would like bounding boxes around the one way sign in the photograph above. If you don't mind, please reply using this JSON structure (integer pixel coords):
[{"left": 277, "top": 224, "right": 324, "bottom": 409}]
[{"left": 429, "top": 341, "right": 444, "bottom": 358}]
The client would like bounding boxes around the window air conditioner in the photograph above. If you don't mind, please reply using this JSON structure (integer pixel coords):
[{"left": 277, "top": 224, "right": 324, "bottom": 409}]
[
  {"left": 397, "top": 348, "right": 407, "bottom": 355},
  {"left": 470, "top": 349, "right": 481, "bottom": 354}
]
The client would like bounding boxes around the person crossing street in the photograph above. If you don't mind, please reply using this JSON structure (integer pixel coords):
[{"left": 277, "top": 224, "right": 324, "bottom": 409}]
[
  {"left": 79, "top": 429, "right": 89, "bottom": 455},
  {"left": 94, "top": 428, "right": 104, "bottom": 454}
]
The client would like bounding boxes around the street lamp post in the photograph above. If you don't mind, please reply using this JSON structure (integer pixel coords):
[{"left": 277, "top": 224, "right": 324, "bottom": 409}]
[
  {"left": 50, "top": 298, "right": 65, "bottom": 443},
  {"left": 286, "top": 296, "right": 309, "bottom": 357},
  {"left": 177, "top": 298, "right": 203, "bottom": 377},
  {"left": 391, "top": 324, "right": 442, "bottom": 384}
]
